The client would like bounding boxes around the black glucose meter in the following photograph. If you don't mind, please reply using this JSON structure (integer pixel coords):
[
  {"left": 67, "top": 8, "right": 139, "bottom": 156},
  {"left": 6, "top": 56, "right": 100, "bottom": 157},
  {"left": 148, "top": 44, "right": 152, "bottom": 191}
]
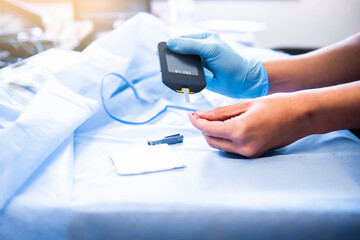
[{"left": 158, "top": 41, "right": 206, "bottom": 94}]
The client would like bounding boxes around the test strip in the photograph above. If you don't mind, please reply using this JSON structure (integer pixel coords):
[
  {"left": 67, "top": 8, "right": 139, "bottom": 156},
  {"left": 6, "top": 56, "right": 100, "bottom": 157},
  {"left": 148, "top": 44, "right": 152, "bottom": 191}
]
[{"left": 184, "top": 88, "right": 190, "bottom": 103}]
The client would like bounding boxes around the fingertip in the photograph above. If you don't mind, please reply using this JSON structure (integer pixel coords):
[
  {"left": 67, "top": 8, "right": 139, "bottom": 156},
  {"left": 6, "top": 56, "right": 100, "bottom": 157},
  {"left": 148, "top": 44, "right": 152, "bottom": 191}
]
[
  {"left": 188, "top": 111, "right": 195, "bottom": 117},
  {"left": 167, "top": 38, "right": 202, "bottom": 55},
  {"left": 195, "top": 110, "right": 216, "bottom": 121},
  {"left": 166, "top": 38, "right": 177, "bottom": 50},
  {"left": 204, "top": 68, "right": 213, "bottom": 78},
  {"left": 195, "top": 111, "right": 205, "bottom": 117},
  {"left": 203, "top": 68, "right": 216, "bottom": 86},
  {"left": 188, "top": 112, "right": 199, "bottom": 129},
  {"left": 188, "top": 111, "right": 201, "bottom": 119}
]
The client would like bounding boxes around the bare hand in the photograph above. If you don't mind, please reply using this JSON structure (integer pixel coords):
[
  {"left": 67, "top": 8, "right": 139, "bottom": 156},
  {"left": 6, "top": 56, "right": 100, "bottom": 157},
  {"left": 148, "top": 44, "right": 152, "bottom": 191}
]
[{"left": 188, "top": 93, "right": 311, "bottom": 158}]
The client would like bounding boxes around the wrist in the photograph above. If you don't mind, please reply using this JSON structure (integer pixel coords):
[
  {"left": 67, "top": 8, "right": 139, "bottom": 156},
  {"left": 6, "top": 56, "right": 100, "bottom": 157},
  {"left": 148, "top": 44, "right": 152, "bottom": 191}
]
[
  {"left": 266, "top": 92, "right": 320, "bottom": 139},
  {"left": 292, "top": 91, "right": 324, "bottom": 137},
  {"left": 291, "top": 82, "right": 360, "bottom": 136}
]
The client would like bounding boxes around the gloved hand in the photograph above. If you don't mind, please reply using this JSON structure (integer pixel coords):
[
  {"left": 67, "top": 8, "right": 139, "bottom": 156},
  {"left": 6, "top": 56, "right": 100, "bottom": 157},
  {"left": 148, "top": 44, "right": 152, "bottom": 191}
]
[{"left": 167, "top": 33, "right": 269, "bottom": 98}]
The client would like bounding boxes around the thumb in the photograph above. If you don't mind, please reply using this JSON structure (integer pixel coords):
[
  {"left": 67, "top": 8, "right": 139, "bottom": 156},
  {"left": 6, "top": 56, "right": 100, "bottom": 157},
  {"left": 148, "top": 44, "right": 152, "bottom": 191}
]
[
  {"left": 167, "top": 38, "right": 204, "bottom": 56},
  {"left": 197, "top": 101, "right": 252, "bottom": 121},
  {"left": 204, "top": 67, "right": 216, "bottom": 85}
]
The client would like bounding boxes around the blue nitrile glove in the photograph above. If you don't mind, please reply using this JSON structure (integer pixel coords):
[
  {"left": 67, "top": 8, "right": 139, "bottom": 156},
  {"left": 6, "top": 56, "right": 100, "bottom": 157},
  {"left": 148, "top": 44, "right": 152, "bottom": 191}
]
[{"left": 166, "top": 33, "right": 269, "bottom": 98}]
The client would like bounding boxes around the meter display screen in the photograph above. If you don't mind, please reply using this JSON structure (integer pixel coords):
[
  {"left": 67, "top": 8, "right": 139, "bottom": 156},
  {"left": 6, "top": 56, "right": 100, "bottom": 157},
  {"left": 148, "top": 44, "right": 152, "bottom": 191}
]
[{"left": 166, "top": 53, "right": 199, "bottom": 76}]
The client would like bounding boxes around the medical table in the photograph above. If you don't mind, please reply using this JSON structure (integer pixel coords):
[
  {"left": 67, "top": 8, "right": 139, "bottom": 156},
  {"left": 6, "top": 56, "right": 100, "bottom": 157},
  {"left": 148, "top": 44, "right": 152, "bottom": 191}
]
[{"left": 0, "top": 13, "right": 360, "bottom": 239}]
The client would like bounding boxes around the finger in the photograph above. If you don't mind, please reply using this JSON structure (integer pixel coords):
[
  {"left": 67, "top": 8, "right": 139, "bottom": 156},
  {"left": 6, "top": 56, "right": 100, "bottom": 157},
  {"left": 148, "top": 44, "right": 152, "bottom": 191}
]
[
  {"left": 179, "top": 32, "right": 212, "bottom": 40},
  {"left": 166, "top": 38, "right": 204, "bottom": 55},
  {"left": 196, "top": 101, "right": 252, "bottom": 121},
  {"left": 204, "top": 67, "right": 216, "bottom": 85},
  {"left": 188, "top": 112, "right": 231, "bottom": 139},
  {"left": 204, "top": 135, "right": 236, "bottom": 153}
]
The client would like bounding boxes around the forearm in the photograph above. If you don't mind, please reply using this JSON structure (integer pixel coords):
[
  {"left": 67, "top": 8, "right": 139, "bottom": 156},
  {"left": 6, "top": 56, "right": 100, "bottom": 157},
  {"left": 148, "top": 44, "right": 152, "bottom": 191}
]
[
  {"left": 264, "top": 33, "right": 360, "bottom": 94},
  {"left": 296, "top": 81, "right": 360, "bottom": 136},
  {"left": 189, "top": 80, "right": 360, "bottom": 157}
]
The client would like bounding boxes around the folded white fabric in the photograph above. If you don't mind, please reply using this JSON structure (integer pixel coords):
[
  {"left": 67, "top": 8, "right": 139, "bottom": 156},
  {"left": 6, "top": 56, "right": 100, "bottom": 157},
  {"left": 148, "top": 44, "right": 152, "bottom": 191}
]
[
  {"left": 0, "top": 13, "right": 171, "bottom": 209},
  {"left": 0, "top": 78, "right": 99, "bottom": 208},
  {"left": 110, "top": 144, "right": 185, "bottom": 175}
]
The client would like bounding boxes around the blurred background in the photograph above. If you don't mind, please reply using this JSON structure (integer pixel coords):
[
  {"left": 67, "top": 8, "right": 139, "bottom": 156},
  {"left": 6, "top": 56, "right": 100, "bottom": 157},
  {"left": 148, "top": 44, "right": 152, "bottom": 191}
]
[{"left": 1, "top": 0, "right": 359, "bottom": 68}]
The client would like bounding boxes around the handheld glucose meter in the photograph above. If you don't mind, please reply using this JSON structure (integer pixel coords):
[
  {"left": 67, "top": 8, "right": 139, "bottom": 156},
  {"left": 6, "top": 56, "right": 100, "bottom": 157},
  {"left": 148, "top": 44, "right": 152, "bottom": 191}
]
[{"left": 158, "top": 41, "right": 206, "bottom": 102}]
